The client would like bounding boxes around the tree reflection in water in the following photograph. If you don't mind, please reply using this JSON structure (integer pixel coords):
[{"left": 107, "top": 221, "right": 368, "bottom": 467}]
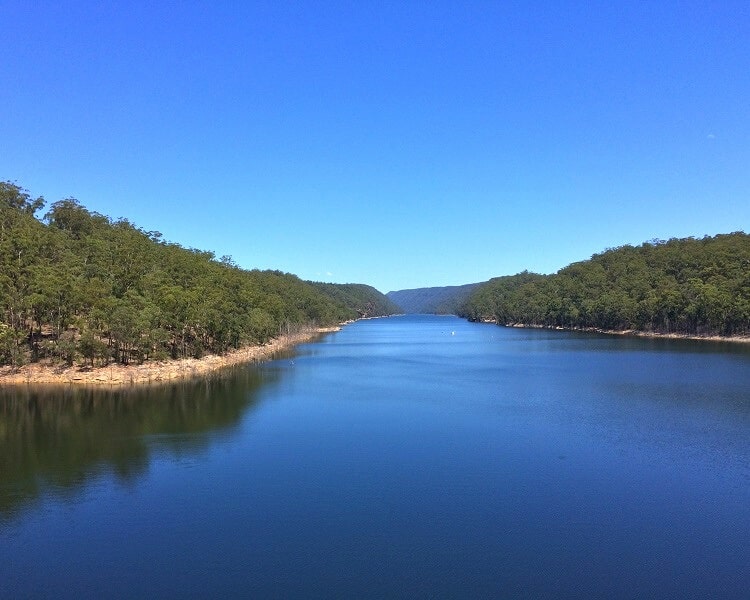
[{"left": 0, "top": 366, "right": 274, "bottom": 520}]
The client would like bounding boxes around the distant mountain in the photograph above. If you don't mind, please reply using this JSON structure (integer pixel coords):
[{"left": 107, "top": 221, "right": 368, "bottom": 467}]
[{"left": 387, "top": 283, "right": 483, "bottom": 314}]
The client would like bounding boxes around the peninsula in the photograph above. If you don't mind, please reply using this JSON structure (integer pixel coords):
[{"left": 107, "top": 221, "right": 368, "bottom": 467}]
[{"left": 0, "top": 182, "right": 399, "bottom": 385}]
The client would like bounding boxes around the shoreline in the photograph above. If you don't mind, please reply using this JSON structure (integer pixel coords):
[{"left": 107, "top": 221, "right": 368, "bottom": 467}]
[
  {"left": 485, "top": 320, "right": 750, "bottom": 344},
  {"left": 0, "top": 326, "right": 342, "bottom": 388}
]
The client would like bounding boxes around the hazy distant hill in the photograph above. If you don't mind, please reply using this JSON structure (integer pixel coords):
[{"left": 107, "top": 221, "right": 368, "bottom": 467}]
[{"left": 387, "top": 283, "right": 483, "bottom": 314}]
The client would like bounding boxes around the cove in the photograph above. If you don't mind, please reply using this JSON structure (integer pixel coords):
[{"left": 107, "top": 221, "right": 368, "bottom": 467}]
[{"left": 1, "top": 315, "right": 749, "bottom": 598}]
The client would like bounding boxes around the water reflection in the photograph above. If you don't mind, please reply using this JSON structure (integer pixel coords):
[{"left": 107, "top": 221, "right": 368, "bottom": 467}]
[{"left": 0, "top": 367, "right": 275, "bottom": 520}]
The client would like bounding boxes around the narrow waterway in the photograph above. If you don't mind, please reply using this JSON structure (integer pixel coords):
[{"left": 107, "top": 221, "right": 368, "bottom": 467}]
[{"left": 2, "top": 315, "right": 749, "bottom": 598}]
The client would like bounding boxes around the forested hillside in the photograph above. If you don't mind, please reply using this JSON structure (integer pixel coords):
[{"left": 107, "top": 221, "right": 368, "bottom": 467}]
[
  {"left": 310, "top": 282, "right": 401, "bottom": 318},
  {"left": 386, "top": 283, "right": 482, "bottom": 314},
  {"left": 0, "top": 182, "right": 396, "bottom": 368},
  {"left": 459, "top": 234, "right": 750, "bottom": 337}
]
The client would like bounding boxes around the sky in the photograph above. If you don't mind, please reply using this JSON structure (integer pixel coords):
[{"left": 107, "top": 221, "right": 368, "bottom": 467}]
[{"left": 2, "top": 1, "right": 749, "bottom": 293}]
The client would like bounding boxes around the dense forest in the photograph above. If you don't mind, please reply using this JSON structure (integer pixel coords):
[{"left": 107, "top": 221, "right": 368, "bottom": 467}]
[
  {"left": 458, "top": 233, "right": 750, "bottom": 337},
  {"left": 310, "top": 282, "right": 400, "bottom": 319},
  {"left": 386, "top": 282, "right": 482, "bottom": 314},
  {"left": 0, "top": 182, "right": 397, "bottom": 368}
]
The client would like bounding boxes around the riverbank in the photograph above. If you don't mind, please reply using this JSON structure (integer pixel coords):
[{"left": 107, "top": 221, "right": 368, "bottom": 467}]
[
  {"left": 491, "top": 321, "right": 750, "bottom": 343},
  {"left": 0, "top": 326, "right": 341, "bottom": 387}
]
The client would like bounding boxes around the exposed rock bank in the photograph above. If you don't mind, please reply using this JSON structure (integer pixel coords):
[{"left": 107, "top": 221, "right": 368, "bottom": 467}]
[
  {"left": 0, "top": 327, "right": 341, "bottom": 387},
  {"left": 487, "top": 320, "right": 750, "bottom": 343}
]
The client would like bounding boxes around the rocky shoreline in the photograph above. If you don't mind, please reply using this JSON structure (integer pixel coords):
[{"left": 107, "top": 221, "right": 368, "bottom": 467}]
[
  {"left": 488, "top": 320, "right": 750, "bottom": 343},
  {"left": 0, "top": 326, "right": 341, "bottom": 387}
]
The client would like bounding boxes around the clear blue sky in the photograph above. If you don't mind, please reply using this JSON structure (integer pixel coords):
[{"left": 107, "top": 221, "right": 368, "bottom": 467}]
[{"left": 2, "top": 1, "right": 748, "bottom": 293}]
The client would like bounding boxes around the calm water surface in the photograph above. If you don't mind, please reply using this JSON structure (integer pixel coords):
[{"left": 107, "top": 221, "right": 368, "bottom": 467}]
[{"left": 1, "top": 315, "right": 749, "bottom": 598}]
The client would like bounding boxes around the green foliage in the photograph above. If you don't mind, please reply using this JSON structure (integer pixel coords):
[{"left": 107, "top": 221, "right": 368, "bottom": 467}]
[
  {"left": 458, "top": 234, "right": 750, "bottom": 336},
  {"left": 0, "top": 183, "right": 396, "bottom": 367},
  {"left": 310, "top": 282, "right": 400, "bottom": 319},
  {"left": 0, "top": 181, "right": 44, "bottom": 216}
]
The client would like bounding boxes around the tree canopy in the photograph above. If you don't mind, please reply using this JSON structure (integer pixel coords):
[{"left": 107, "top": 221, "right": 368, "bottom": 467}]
[{"left": 458, "top": 234, "right": 750, "bottom": 337}]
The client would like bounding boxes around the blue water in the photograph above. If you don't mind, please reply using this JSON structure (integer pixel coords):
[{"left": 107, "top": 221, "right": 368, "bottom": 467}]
[{"left": 1, "top": 315, "right": 749, "bottom": 598}]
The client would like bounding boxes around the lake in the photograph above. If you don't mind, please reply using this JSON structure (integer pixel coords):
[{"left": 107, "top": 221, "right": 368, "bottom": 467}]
[{"left": 1, "top": 315, "right": 749, "bottom": 598}]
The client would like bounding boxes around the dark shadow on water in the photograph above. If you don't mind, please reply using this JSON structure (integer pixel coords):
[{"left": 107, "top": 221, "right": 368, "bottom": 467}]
[{"left": 0, "top": 366, "right": 276, "bottom": 521}]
